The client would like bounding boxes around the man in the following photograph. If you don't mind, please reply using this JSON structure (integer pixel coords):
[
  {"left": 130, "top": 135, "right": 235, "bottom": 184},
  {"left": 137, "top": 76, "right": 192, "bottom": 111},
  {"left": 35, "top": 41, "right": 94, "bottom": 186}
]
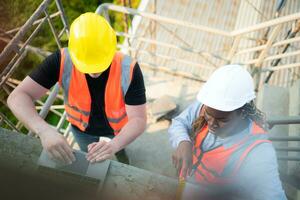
[{"left": 7, "top": 12, "right": 147, "bottom": 165}]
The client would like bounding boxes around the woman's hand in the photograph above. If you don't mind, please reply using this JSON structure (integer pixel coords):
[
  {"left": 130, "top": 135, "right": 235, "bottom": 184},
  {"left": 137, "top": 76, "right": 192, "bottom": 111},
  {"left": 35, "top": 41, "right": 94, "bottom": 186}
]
[{"left": 172, "top": 141, "right": 193, "bottom": 179}]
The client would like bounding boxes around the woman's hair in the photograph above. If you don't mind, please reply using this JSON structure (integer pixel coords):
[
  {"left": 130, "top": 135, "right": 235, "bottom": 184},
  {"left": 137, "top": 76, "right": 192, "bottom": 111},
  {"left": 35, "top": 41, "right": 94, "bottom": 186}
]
[
  {"left": 190, "top": 101, "right": 268, "bottom": 140},
  {"left": 240, "top": 101, "right": 268, "bottom": 130}
]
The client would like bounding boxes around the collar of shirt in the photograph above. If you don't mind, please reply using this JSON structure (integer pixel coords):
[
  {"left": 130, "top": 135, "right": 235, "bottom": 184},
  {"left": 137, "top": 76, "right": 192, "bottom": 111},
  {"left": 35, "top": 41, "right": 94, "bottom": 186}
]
[{"left": 202, "top": 119, "right": 251, "bottom": 151}]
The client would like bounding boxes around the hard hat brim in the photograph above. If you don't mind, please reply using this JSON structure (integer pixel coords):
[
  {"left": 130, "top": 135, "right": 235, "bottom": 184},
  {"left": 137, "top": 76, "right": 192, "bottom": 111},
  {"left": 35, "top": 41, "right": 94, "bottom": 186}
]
[
  {"left": 197, "top": 90, "right": 256, "bottom": 112},
  {"left": 69, "top": 49, "right": 116, "bottom": 74}
]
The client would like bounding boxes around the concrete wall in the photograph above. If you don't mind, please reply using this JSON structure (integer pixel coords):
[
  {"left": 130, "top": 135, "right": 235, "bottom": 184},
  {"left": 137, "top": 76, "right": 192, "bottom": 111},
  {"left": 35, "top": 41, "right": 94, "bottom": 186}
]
[
  {"left": 289, "top": 80, "right": 300, "bottom": 176},
  {"left": 256, "top": 84, "right": 289, "bottom": 173}
]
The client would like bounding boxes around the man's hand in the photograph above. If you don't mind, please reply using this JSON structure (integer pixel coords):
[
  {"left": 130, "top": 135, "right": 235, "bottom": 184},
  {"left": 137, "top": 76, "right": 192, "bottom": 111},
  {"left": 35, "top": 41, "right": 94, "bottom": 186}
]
[
  {"left": 39, "top": 127, "right": 75, "bottom": 164},
  {"left": 86, "top": 140, "right": 118, "bottom": 163},
  {"left": 172, "top": 141, "right": 193, "bottom": 179}
]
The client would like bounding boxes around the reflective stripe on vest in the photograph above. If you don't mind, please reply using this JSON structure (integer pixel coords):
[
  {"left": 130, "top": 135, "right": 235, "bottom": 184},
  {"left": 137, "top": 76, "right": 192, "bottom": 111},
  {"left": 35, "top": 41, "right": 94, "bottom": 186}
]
[
  {"left": 105, "top": 52, "right": 135, "bottom": 135},
  {"left": 192, "top": 122, "right": 271, "bottom": 184},
  {"left": 59, "top": 48, "right": 134, "bottom": 134}
]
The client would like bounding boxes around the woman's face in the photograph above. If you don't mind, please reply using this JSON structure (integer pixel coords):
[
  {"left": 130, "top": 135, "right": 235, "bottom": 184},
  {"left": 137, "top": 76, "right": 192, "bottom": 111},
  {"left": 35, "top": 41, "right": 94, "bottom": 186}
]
[{"left": 203, "top": 106, "right": 241, "bottom": 137}]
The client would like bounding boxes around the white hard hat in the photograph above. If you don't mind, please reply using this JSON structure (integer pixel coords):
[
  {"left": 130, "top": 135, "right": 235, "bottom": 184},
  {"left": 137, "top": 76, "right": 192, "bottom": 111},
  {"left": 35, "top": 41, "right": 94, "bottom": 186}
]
[{"left": 197, "top": 64, "right": 256, "bottom": 112}]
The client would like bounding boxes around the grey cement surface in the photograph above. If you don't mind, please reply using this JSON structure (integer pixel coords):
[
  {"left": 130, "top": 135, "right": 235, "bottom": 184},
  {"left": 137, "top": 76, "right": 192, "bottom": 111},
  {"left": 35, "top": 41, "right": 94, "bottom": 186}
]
[
  {"left": 126, "top": 69, "right": 203, "bottom": 178},
  {"left": 0, "top": 128, "right": 179, "bottom": 200},
  {"left": 289, "top": 80, "right": 300, "bottom": 177},
  {"left": 257, "top": 84, "right": 290, "bottom": 173}
]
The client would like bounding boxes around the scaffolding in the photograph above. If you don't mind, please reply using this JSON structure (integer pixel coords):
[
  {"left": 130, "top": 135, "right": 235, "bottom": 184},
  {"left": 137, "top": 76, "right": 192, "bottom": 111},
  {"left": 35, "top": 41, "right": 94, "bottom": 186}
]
[{"left": 0, "top": 0, "right": 68, "bottom": 136}]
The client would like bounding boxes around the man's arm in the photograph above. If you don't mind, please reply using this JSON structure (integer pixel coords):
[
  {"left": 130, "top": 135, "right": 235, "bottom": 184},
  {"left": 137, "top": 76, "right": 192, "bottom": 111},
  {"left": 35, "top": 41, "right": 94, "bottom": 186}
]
[
  {"left": 7, "top": 76, "right": 49, "bottom": 134},
  {"left": 112, "top": 104, "right": 147, "bottom": 150},
  {"left": 7, "top": 76, "right": 75, "bottom": 164},
  {"left": 87, "top": 103, "right": 147, "bottom": 163}
]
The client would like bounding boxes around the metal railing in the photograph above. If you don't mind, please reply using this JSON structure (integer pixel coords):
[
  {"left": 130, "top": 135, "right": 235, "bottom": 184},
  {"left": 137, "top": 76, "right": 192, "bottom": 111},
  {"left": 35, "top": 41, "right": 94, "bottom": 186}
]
[
  {"left": 266, "top": 116, "right": 300, "bottom": 161},
  {"left": 268, "top": 116, "right": 300, "bottom": 129},
  {"left": 96, "top": 4, "right": 300, "bottom": 86},
  {"left": 0, "top": 0, "right": 69, "bottom": 135}
]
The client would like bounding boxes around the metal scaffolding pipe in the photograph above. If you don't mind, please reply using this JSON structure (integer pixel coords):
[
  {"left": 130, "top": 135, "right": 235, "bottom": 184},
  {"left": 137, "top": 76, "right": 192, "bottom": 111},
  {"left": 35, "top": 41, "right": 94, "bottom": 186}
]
[
  {"left": 116, "top": 31, "right": 227, "bottom": 61},
  {"left": 270, "top": 136, "right": 300, "bottom": 141},
  {"left": 55, "top": 0, "right": 70, "bottom": 36},
  {"left": 0, "top": 51, "right": 28, "bottom": 87},
  {"left": 56, "top": 111, "right": 66, "bottom": 132},
  {"left": 4, "top": 12, "right": 61, "bottom": 35},
  {"left": 44, "top": 10, "right": 62, "bottom": 49},
  {"left": 96, "top": 4, "right": 231, "bottom": 37},
  {"left": 0, "top": 0, "right": 51, "bottom": 64},
  {"left": 275, "top": 147, "right": 300, "bottom": 152},
  {"left": 0, "top": 16, "right": 47, "bottom": 86},
  {"left": 277, "top": 156, "right": 300, "bottom": 161},
  {"left": 267, "top": 116, "right": 300, "bottom": 128}
]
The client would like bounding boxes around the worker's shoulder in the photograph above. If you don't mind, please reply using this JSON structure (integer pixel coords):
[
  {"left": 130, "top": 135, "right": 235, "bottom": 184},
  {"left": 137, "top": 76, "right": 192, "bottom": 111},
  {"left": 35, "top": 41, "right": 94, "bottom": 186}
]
[
  {"left": 115, "top": 51, "right": 136, "bottom": 60},
  {"left": 115, "top": 52, "right": 140, "bottom": 72},
  {"left": 244, "top": 142, "right": 277, "bottom": 165},
  {"left": 48, "top": 49, "right": 61, "bottom": 60}
]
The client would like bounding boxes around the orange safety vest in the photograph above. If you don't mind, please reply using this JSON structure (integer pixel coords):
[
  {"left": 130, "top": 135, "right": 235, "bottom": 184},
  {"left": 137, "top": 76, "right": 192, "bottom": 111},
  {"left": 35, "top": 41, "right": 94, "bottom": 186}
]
[
  {"left": 192, "top": 122, "right": 271, "bottom": 184},
  {"left": 58, "top": 48, "right": 135, "bottom": 135}
]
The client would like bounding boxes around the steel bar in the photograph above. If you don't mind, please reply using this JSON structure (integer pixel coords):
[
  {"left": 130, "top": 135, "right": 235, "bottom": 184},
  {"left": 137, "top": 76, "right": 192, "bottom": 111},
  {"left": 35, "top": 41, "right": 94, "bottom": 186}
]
[
  {"left": 262, "top": 62, "right": 300, "bottom": 72},
  {"left": 56, "top": 111, "right": 66, "bottom": 132},
  {"left": 96, "top": 4, "right": 230, "bottom": 37},
  {"left": 117, "top": 44, "right": 213, "bottom": 70},
  {"left": 235, "top": 36, "right": 300, "bottom": 56},
  {"left": 55, "top": 0, "right": 70, "bottom": 36},
  {"left": 0, "top": 0, "right": 51, "bottom": 64},
  {"left": 44, "top": 10, "right": 62, "bottom": 49},
  {"left": 267, "top": 116, "right": 300, "bottom": 127},
  {"left": 270, "top": 136, "right": 300, "bottom": 141},
  {"left": 140, "top": 62, "right": 206, "bottom": 82},
  {"left": 116, "top": 31, "right": 227, "bottom": 61},
  {"left": 277, "top": 156, "right": 300, "bottom": 161},
  {"left": 0, "top": 51, "right": 28, "bottom": 87},
  {"left": 227, "top": 36, "right": 242, "bottom": 62},
  {"left": 0, "top": 113, "right": 19, "bottom": 132},
  {"left": 0, "top": 17, "right": 47, "bottom": 85},
  {"left": 255, "top": 25, "right": 282, "bottom": 67},
  {"left": 231, "top": 12, "right": 300, "bottom": 36},
  {"left": 4, "top": 12, "right": 61, "bottom": 35},
  {"left": 275, "top": 147, "right": 300, "bottom": 152}
]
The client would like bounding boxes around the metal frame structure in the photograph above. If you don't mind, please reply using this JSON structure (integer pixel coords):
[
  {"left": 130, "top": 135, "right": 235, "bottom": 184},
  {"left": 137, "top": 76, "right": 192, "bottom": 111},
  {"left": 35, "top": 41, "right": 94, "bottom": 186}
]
[
  {"left": 0, "top": 0, "right": 69, "bottom": 136},
  {"left": 96, "top": 4, "right": 300, "bottom": 78}
]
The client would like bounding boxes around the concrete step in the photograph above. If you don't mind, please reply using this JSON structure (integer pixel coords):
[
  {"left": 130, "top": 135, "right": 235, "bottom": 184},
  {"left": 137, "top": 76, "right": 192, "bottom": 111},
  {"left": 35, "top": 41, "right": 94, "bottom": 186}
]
[{"left": 0, "top": 128, "right": 178, "bottom": 200}]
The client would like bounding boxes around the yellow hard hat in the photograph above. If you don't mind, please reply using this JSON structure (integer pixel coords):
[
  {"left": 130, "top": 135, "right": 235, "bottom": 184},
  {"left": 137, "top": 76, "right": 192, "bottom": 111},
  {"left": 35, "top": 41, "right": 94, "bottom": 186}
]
[{"left": 68, "top": 12, "right": 117, "bottom": 73}]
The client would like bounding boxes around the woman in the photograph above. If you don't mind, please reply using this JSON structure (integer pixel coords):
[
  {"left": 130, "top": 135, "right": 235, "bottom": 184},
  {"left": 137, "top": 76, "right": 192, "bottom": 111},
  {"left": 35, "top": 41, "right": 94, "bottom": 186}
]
[{"left": 168, "top": 65, "right": 287, "bottom": 199}]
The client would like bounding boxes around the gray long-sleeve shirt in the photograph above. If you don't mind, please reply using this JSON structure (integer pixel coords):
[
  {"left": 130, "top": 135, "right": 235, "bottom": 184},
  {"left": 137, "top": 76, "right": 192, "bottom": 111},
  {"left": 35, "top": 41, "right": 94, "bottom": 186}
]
[{"left": 168, "top": 100, "right": 287, "bottom": 200}]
